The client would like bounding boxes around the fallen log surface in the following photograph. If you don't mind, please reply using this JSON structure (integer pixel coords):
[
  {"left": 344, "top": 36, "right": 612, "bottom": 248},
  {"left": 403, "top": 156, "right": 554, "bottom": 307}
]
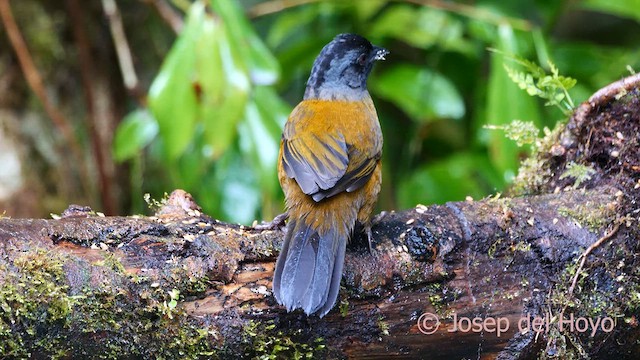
[{"left": 1, "top": 75, "right": 640, "bottom": 359}]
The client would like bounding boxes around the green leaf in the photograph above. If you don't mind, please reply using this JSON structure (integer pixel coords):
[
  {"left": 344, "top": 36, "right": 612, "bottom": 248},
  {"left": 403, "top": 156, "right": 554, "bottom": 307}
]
[
  {"left": 397, "top": 153, "right": 503, "bottom": 207},
  {"left": 237, "top": 87, "right": 288, "bottom": 217},
  {"left": 239, "top": 87, "right": 286, "bottom": 180},
  {"left": 112, "top": 109, "right": 158, "bottom": 162},
  {"left": 352, "top": 0, "right": 387, "bottom": 21},
  {"left": 492, "top": 47, "right": 576, "bottom": 114},
  {"left": 266, "top": 6, "right": 319, "bottom": 48},
  {"left": 210, "top": 0, "right": 280, "bottom": 85},
  {"left": 174, "top": 137, "right": 207, "bottom": 190},
  {"left": 148, "top": 2, "right": 204, "bottom": 161},
  {"left": 483, "top": 25, "right": 541, "bottom": 177},
  {"left": 372, "top": 64, "right": 465, "bottom": 121},
  {"left": 199, "top": 21, "right": 249, "bottom": 158},
  {"left": 369, "top": 5, "right": 472, "bottom": 54},
  {"left": 215, "top": 150, "right": 261, "bottom": 224},
  {"left": 504, "top": 66, "right": 542, "bottom": 96},
  {"left": 581, "top": 0, "right": 640, "bottom": 23}
]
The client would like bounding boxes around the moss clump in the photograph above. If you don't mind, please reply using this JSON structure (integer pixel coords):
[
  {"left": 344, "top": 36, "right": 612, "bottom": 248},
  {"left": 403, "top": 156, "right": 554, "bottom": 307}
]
[
  {"left": 70, "top": 266, "right": 217, "bottom": 359},
  {"left": 485, "top": 120, "right": 540, "bottom": 146},
  {"left": 0, "top": 249, "right": 77, "bottom": 358},
  {"left": 377, "top": 315, "right": 390, "bottom": 336},
  {"left": 511, "top": 122, "right": 564, "bottom": 195},
  {"left": 339, "top": 299, "right": 349, "bottom": 318},
  {"left": 512, "top": 157, "right": 551, "bottom": 195},
  {"left": 423, "top": 283, "right": 458, "bottom": 317},
  {"left": 616, "top": 262, "right": 640, "bottom": 329},
  {"left": 539, "top": 327, "right": 586, "bottom": 360},
  {"left": 96, "top": 252, "right": 127, "bottom": 273},
  {"left": 487, "top": 237, "right": 502, "bottom": 259},
  {"left": 162, "top": 261, "right": 211, "bottom": 298},
  {"left": 559, "top": 162, "right": 596, "bottom": 189},
  {"left": 0, "top": 247, "right": 218, "bottom": 359},
  {"left": 558, "top": 201, "right": 617, "bottom": 232},
  {"left": 241, "top": 320, "right": 325, "bottom": 359},
  {"left": 144, "top": 192, "right": 170, "bottom": 211},
  {"left": 542, "top": 252, "right": 630, "bottom": 358}
]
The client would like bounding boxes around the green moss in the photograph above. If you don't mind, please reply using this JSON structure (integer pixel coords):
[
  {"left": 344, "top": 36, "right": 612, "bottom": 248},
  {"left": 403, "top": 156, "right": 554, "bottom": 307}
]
[
  {"left": 621, "top": 267, "right": 640, "bottom": 326},
  {"left": 537, "top": 121, "right": 566, "bottom": 155},
  {"left": 144, "top": 192, "right": 170, "bottom": 211},
  {"left": 175, "top": 271, "right": 210, "bottom": 297},
  {"left": 487, "top": 237, "right": 504, "bottom": 259},
  {"left": 542, "top": 253, "right": 631, "bottom": 358},
  {"left": 0, "top": 249, "right": 77, "bottom": 358},
  {"left": 96, "top": 252, "right": 127, "bottom": 274},
  {"left": 0, "top": 247, "right": 218, "bottom": 359},
  {"left": 241, "top": 320, "right": 325, "bottom": 359},
  {"left": 540, "top": 327, "right": 584, "bottom": 360},
  {"left": 512, "top": 157, "right": 551, "bottom": 196},
  {"left": 485, "top": 120, "right": 540, "bottom": 146},
  {"left": 511, "top": 241, "right": 531, "bottom": 253},
  {"left": 558, "top": 201, "right": 616, "bottom": 232},
  {"left": 68, "top": 278, "right": 217, "bottom": 359},
  {"left": 511, "top": 122, "right": 565, "bottom": 195},
  {"left": 377, "top": 315, "right": 390, "bottom": 336},
  {"left": 425, "top": 283, "right": 450, "bottom": 315},
  {"left": 339, "top": 299, "right": 349, "bottom": 318},
  {"left": 560, "top": 162, "right": 596, "bottom": 189}
]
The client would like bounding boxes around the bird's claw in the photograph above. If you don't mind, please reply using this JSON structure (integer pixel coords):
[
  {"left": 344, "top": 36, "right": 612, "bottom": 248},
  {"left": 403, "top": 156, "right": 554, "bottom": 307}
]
[{"left": 251, "top": 212, "right": 289, "bottom": 231}]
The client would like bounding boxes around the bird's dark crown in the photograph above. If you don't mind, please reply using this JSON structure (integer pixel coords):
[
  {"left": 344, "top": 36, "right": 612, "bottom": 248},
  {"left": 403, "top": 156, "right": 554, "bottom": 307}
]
[{"left": 304, "top": 33, "right": 388, "bottom": 100}]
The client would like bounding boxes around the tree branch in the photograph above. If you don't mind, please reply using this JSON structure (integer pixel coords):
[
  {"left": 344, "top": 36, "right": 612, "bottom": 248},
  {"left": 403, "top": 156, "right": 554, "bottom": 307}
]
[
  {"left": 102, "top": 0, "right": 144, "bottom": 102},
  {"left": 1, "top": 74, "right": 639, "bottom": 358}
]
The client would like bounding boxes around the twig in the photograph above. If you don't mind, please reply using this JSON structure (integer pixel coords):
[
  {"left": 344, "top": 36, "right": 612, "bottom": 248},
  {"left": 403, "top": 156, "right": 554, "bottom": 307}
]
[
  {"left": 66, "top": 0, "right": 117, "bottom": 215},
  {"left": 248, "top": 0, "right": 532, "bottom": 30},
  {"left": 571, "top": 73, "right": 640, "bottom": 130},
  {"left": 0, "top": 0, "right": 83, "bottom": 159},
  {"left": 102, "top": 0, "right": 142, "bottom": 100},
  {"left": 567, "top": 221, "right": 622, "bottom": 297},
  {"left": 588, "top": 73, "right": 640, "bottom": 107},
  {"left": 142, "top": 0, "right": 183, "bottom": 33}
]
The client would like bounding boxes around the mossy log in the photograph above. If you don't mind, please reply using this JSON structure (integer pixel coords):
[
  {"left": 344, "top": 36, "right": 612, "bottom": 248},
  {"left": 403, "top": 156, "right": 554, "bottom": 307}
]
[{"left": 1, "top": 75, "right": 640, "bottom": 359}]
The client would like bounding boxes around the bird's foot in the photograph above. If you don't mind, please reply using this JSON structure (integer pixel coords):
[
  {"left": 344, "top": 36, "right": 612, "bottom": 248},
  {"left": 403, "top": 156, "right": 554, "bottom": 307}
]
[
  {"left": 251, "top": 212, "right": 289, "bottom": 231},
  {"left": 365, "top": 224, "right": 375, "bottom": 253},
  {"left": 372, "top": 211, "right": 389, "bottom": 224}
]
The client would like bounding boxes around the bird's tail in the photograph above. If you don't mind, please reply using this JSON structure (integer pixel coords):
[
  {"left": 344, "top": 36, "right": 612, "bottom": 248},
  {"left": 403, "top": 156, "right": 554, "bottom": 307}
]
[{"left": 272, "top": 218, "right": 347, "bottom": 317}]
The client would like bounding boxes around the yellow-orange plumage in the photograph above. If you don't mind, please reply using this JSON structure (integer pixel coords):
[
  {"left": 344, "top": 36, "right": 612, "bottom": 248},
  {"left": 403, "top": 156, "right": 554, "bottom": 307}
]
[
  {"left": 278, "top": 98, "right": 382, "bottom": 236},
  {"left": 272, "top": 33, "right": 386, "bottom": 317}
]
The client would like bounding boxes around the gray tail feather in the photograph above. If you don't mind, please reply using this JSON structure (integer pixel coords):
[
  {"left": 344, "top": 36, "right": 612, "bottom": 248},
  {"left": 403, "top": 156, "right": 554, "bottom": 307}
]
[{"left": 272, "top": 218, "right": 346, "bottom": 317}]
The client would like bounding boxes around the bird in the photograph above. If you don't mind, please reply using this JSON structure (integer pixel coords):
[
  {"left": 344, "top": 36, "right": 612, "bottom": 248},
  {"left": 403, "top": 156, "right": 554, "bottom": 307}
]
[{"left": 272, "top": 33, "right": 387, "bottom": 317}]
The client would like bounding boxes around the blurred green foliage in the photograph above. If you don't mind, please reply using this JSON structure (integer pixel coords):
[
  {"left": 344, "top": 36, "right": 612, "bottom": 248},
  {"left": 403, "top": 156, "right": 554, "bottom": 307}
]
[
  {"left": 115, "top": 0, "right": 288, "bottom": 223},
  {"left": 112, "top": 0, "right": 640, "bottom": 223}
]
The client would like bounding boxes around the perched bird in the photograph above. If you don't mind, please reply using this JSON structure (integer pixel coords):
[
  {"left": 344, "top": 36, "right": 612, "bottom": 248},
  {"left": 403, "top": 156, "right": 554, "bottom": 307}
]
[{"left": 272, "top": 33, "right": 387, "bottom": 317}]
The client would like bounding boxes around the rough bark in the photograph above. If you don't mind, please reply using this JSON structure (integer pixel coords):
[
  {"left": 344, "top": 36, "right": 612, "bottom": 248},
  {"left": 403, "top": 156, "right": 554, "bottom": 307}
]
[{"left": 1, "top": 75, "right": 640, "bottom": 359}]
